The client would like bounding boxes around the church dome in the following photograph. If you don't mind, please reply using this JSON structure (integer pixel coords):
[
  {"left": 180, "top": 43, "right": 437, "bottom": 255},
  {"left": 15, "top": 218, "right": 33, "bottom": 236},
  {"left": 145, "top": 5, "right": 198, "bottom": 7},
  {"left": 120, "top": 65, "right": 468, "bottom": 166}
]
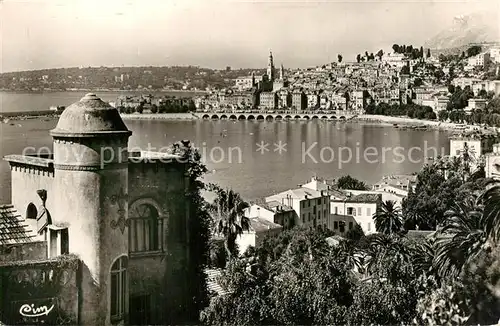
[{"left": 50, "top": 93, "right": 131, "bottom": 137}]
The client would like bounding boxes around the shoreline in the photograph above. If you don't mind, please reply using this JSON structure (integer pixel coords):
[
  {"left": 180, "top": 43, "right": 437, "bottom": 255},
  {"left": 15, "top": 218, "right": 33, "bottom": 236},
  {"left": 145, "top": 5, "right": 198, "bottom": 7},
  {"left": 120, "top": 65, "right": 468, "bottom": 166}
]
[{"left": 1, "top": 111, "right": 497, "bottom": 134}]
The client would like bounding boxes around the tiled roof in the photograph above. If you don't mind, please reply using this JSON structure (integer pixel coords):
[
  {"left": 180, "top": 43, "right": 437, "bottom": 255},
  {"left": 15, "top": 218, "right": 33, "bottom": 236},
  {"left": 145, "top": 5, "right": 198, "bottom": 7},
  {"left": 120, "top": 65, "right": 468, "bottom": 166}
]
[
  {"left": 0, "top": 205, "right": 37, "bottom": 245},
  {"left": 348, "top": 193, "right": 381, "bottom": 203},
  {"left": 250, "top": 217, "right": 283, "bottom": 233}
]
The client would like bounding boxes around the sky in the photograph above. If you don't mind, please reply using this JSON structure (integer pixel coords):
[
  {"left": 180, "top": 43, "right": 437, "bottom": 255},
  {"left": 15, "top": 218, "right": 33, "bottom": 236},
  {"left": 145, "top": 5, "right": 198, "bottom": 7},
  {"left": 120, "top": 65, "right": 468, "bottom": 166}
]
[{"left": 0, "top": 0, "right": 498, "bottom": 72}]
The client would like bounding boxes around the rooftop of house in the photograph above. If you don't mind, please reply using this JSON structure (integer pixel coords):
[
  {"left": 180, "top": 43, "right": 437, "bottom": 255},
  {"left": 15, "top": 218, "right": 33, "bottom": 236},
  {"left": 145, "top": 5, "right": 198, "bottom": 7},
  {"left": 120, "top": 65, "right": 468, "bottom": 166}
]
[
  {"left": 375, "top": 174, "right": 416, "bottom": 185},
  {"left": 331, "top": 193, "right": 381, "bottom": 203},
  {"left": 266, "top": 187, "right": 325, "bottom": 202},
  {"left": 264, "top": 201, "right": 294, "bottom": 212},
  {"left": 249, "top": 217, "right": 283, "bottom": 233},
  {"left": 0, "top": 205, "right": 37, "bottom": 245}
]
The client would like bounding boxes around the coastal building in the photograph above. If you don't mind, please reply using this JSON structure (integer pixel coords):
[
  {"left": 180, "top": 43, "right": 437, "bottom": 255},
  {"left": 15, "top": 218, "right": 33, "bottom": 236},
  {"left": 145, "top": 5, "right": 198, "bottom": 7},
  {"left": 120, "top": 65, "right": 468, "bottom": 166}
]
[
  {"left": 244, "top": 203, "right": 295, "bottom": 230},
  {"left": 0, "top": 94, "right": 198, "bottom": 325},
  {"left": 236, "top": 217, "right": 283, "bottom": 255},
  {"left": 259, "top": 92, "right": 277, "bottom": 109},
  {"left": 449, "top": 136, "right": 484, "bottom": 171},
  {"left": 291, "top": 90, "right": 307, "bottom": 111},
  {"left": 330, "top": 193, "right": 381, "bottom": 235},
  {"left": 306, "top": 91, "right": 320, "bottom": 109},
  {"left": 467, "top": 52, "right": 491, "bottom": 68},
  {"left": 434, "top": 95, "right": 450, "bottom": 113},
  {"left": 265, "top": 188, "right": 331, "bottom": 229}
]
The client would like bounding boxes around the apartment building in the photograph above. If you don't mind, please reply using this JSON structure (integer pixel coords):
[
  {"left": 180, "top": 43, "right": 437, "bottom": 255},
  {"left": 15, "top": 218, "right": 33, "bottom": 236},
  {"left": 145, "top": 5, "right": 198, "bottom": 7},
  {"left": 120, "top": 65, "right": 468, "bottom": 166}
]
[
  {"left": 330, "top": 193, "right": 381, "bottom": 235},
  {"left": 265, "top": 187, "right": 331, "bottom": 229}
]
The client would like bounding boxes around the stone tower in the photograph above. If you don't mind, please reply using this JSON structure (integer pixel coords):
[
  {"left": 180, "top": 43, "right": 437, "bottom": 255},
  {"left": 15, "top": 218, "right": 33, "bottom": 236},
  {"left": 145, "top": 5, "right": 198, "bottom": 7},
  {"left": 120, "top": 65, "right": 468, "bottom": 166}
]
[
  {"left": 267, "top": 51, "right": 275, "bottom": 82},
  {"left": 280, "top": 64, "right": 284, "bottom": 80},
  {"left": 50, "top": 93, "right": 132, "bottom": 325}
]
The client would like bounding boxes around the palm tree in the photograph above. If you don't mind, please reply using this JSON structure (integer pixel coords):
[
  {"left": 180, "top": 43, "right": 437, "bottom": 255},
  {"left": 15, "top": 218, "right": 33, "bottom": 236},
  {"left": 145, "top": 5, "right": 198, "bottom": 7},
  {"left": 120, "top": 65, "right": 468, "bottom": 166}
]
[
  {"left": 433, "top": 196, "right": 485, "bottom": 279},
  {"left": 372, "top": 200, "right": 403, "bottom": 235},
  {"left": 209, "top": 186, "right": 250, "bottom": 261},
  {"left": 478, "top": 184, "right": 500, "bottom": 244}
]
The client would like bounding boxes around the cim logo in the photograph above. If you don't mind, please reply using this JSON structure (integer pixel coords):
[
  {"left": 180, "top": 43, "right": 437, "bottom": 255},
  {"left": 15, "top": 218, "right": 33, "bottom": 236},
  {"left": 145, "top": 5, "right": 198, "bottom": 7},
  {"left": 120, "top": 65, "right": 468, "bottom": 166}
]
[{"left": 19, "top": 302, "right": 55, "bottom": 318}]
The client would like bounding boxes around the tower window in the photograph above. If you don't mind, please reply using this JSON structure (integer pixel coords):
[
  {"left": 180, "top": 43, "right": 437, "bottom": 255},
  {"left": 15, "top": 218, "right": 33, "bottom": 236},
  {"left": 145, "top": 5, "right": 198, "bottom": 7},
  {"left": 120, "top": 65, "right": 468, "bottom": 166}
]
[
  {"left": 129, "top": 201, "right": 163, "bottom": 254},
  {"left": 46, "top": 226, "right": 69, "bottom": 258},
  {"left": 111, "top": 256, "right": 128, "bottom": 323},
  {"left": 26, "top": 203, "right": 37, "bottom": 219}
]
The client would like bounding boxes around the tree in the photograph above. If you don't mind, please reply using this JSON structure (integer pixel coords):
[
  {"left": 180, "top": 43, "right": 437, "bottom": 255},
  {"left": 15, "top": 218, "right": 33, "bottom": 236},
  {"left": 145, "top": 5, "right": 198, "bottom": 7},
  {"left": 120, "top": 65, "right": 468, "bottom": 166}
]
[
  {"left": 373, "top": 200, "right": 403, "bottom": 234},
  {"left": 209, "top": 186, "right": 250, "bottom": 261},
  {"left": 376, "top": 49, "right": 384, "bottom": 60},
  {"left": 478, "top": 184, "right": 500, "bottom": 243},
  {"left": 433, "top": 196, "right": 485, "bottom": 279},
  {"left": 356, "top": 54, "right": 361, "bottom": 63},
  {"left": 392, "top": 44, "right": 400, "bottom": 53},
  {"left": 427, "top": 48, "right": 431, "bottom": 58},
  {"left": 338, "top": 54, "right": 343, "bottom": 63},
  {"left": 419, "top": 46, "right": 424, "bottom": 58},
  {"left": 336, "top": 175, "right": 369, "bottom": 190},
  {"left": 467, "top": 45, "right": 482, "bottom": 58}
]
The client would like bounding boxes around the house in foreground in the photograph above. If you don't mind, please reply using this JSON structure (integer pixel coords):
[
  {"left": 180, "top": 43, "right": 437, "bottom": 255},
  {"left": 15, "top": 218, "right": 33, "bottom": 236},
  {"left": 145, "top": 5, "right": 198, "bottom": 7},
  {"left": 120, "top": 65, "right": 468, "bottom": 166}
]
[{"left": 0, "top": 94, "right": 199, "bottom": 325}]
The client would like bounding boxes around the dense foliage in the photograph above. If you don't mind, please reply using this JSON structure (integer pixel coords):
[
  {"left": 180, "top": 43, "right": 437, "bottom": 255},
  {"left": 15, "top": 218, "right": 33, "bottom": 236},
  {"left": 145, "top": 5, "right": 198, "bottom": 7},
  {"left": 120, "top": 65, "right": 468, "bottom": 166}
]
[
  {"left": 335, "top": 175, "right": 369, "bottom": 190},
  {"left": 199, "top": 152, "right": 500, "bottom": 325},
  {"left": 365, "top": 102, "right": 437, "bottom": 120}
]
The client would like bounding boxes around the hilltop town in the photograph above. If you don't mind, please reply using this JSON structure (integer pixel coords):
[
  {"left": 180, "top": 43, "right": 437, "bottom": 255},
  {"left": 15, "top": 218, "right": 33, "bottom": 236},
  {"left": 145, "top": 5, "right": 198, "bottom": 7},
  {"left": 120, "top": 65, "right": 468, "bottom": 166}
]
[{"left": 3, "top": 42, "right": 500, "bottom": 127}]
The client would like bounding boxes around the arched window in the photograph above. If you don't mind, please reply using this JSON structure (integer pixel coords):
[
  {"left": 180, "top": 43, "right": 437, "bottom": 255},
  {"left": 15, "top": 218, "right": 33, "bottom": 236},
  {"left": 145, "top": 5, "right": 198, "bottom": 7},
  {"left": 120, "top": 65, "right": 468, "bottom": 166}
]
[
  {"left": 110, "top": 255, "right": 128, "bottom": 323},
  {"left": 26, "top": 203, "right": 37, "bottom": 219},
  {"left": 129, "top": 200, "right": 163, "bottom": 253}
]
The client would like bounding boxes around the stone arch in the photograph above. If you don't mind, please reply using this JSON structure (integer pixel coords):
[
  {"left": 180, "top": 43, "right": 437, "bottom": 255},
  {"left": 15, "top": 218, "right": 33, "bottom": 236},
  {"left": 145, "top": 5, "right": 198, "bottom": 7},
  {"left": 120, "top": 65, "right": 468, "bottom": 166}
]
[
  {"left": 331, "top": 116, "right": 337, "bottom": 120},
  {"left": 312, "top": 116, "right": 319, "bottom": 120},
  {"left": 247, "top": 115, "right": 255, "bottom": 120},
  {"left": 321, "top": 116, "right": 328, "bottom": 120},
  {"left": 285, "top": 115, "right": 292, "bottom": 120},
  {"left": 26, "top": 203, "right": 38, "bottom": 219},
  {"left": 294, "top": 115, "right": 301, "bottom": 120},
  {"left": 129, "top": 198, "right": 166, "bottom": 219},
  {"left": 265, "top": 115, "right": 274, "bottom": 121},
  {"left": 229, "top": 115, "right": 237, "bottom": 120},
  {"left": 220, "top": 114, "right": 228, "bottom": 120},
  {"left": 303, "top": 115, "right": 310, "bottom": 120},
  {"left": 238, "top": 115, "right": 246, "bottom": 120},
  {"left": 256, "top": 115, "right": 265, "bottom": 120},
  {"left": 202, "top": 114, "right": 210, "bottom": 120},
  {"left": 275, "top": 115, "right": 283, "bottom": 120},
  {"left": 211, "top": 114, "right": 219, "bottom": 120},
  {"left": 340, "top": 116, "right": 346, "bottom": 120}
]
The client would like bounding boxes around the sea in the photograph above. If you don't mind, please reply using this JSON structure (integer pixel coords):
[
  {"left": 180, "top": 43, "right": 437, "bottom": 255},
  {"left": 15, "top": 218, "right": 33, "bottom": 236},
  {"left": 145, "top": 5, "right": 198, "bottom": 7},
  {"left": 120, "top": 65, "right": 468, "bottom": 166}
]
[{"left": 0, "top": 91, "right": 451, "bottom": 204}]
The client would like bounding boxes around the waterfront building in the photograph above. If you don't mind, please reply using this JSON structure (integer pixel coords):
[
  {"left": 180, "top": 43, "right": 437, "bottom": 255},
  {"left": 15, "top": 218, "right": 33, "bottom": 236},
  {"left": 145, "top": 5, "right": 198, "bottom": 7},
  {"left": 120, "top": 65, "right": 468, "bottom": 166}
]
[
  {"left": 0, "top": 94, "right": 198, "bottom": 325},
  {"left": 434, "top": 95, "right": 450, "bottom": 114},
  {"left": 265, "top": 188, "right": 331, "bottom": 229},
  {"left": 465, "top": 98, "right": 487, "bottom": 114},
  {"left": 449, "top": 135, "right": 484, "bottom": 171},
  {"left": 277, "top": 89, "right": 291, "bottom": 109},
  {"left": 291, "top": 89, "right": 307, "bottom": 111},
  {"left": 306, "top": 91, "right": 320, "bottom": 110},
  {"left": 259, "top": 92, "right": 277, "bottom": 109}
]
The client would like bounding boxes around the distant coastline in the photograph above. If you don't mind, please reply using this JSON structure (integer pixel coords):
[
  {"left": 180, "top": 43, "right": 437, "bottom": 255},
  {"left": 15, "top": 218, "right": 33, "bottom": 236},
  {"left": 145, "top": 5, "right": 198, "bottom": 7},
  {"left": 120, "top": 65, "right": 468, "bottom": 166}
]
[{"left": 1, "top": 110, "right": 497, "bottom": 135}]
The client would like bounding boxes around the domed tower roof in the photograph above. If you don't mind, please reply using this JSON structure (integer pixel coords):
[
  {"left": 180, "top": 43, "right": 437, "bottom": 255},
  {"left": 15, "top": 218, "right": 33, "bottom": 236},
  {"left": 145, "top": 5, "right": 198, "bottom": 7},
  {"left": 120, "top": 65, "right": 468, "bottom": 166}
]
[{"left": 50, "top": 93, "right": 131, "bottom": 137}]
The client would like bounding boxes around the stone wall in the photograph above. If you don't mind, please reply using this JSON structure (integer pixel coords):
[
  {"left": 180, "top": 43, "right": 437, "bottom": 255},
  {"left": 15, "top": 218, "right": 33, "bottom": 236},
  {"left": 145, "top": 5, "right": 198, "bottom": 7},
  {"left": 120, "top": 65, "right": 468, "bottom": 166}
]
[
  {"left": 0, "top": 256, "right": 80, "bottom": 325},
  {"left": 127, "top": 160, "right": 190, "bottom": 324},
  {"left": 0, "top": 241, "right": 46, "bottom": 263}
]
